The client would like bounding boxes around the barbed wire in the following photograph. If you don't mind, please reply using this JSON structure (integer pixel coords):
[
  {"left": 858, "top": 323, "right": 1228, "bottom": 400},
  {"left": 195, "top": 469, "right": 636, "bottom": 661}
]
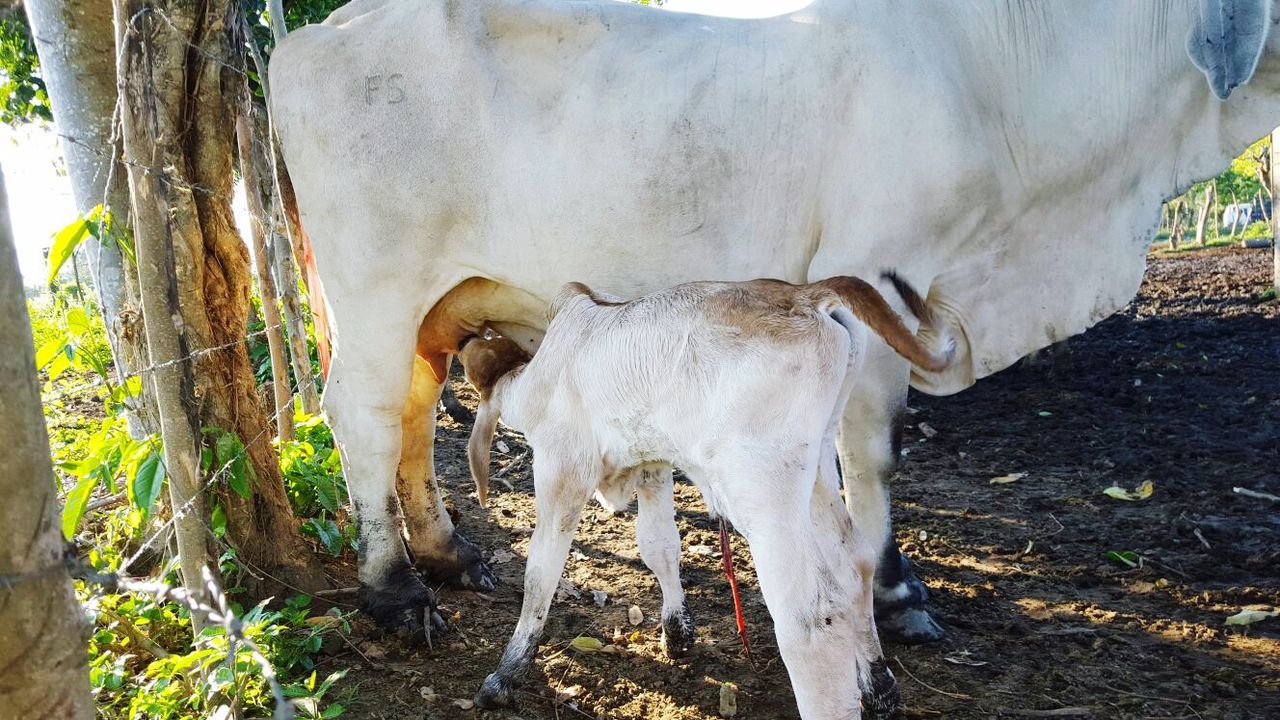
[
  {"left": 40, "top": 321, "right": 283, "bottom": 406},
  {"left": 1, "top": 552, "right": 294, "bottom": 719}
]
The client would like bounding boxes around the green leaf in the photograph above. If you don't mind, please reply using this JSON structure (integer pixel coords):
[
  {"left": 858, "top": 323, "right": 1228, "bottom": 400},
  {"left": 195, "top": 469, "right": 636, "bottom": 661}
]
[
  {"left": 1103, "top": 550, "right": 1140, "bottom": 568},
  {"left": 210, "top": 505, "right": 227, "bottom": 537},
  {"left": 132, "top": 454, "right": 166, "bottom": 517},
  {"left": 47, "top": 348, "right": 73, "bottom": 380},
  {"left": 65, "top": 306, "right": 90, "bottom": 337},
  {"left": 569, "top": 636, "right": 604, "bottom": 653},
  {"left": 213, "top": 430, "right": 253, "bottom": 499},
  {"left": 321, "top": 703, "right": 346, "bottom": 718},
  {"left": 34, "top": 336, "right": 68, "bottom": 369},
  {"left": 62, "top": 473, "right": 99, "bottom": 540},
  {"left": 46, "top": 213, "right": 95, "bottom": 285}
]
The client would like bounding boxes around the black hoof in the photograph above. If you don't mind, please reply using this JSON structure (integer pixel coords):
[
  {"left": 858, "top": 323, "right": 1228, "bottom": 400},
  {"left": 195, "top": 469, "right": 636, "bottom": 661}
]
[
  {"left": 874, "top": 554, "right": 944, "bottom": 644},
  {"left": 660, "top": 600, "right": 697, "bottom": 658},
  {"left": 357, "top": 565, "right": 447, "bottom": 642},
  {"left": 861, "top": 659, "right": 904, "bottom": 719},
  {"left": 474, "top": 673, "right": 518, "bottom": 709},
  {"left": 878, "top": 606, "right": 945, "bottom": 644},
  {"left": 416, "top": 530, "right": 498, "bottom": 592}
]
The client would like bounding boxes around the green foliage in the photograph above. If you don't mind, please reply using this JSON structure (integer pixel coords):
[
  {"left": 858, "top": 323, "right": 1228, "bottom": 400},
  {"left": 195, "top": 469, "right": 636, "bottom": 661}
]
[
  {"left": 281, "top": 412, "right": 356, "bottom": 556},
  {"left": 1241, "top": 220, "right": 1272, "bottom": 240},
  {"left": 88, "top": 592, "right": 352, "bottom": 719},
  {"left": 46, "top": 205, "right": 134, "bottom": 287},
  {"left": 0, "top": 15, "right": 51, "bottom": 125}
]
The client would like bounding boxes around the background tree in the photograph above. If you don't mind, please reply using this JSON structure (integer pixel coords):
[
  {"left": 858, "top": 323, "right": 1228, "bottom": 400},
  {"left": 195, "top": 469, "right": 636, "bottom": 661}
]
[{"left": 0, "top": 166, "right": 93, "bottom": 720}]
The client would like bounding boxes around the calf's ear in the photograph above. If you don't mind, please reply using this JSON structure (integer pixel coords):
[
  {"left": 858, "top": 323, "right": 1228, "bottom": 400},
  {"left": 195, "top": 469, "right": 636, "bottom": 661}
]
[{"left": 1188, "top": 0, "right": 1273, "bottom": 100}]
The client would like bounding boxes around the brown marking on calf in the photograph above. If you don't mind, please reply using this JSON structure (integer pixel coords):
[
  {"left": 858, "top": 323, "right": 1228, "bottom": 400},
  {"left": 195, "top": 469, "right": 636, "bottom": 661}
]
[{"left": 458, "top": 334, "right": 531, "bottom": 507}]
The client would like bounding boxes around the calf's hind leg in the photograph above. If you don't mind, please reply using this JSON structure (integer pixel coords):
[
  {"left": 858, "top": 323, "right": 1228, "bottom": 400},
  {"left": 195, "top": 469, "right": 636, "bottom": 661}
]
[
  {"left": 398, "top": 355, "right": 495, "bottom": 590},
  {"left": 634, "top": 466, "right": 695, "bottom": 657}
]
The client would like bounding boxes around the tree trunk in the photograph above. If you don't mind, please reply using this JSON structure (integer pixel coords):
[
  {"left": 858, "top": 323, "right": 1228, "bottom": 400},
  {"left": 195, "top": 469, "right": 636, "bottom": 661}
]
[
  {"left": 1194, "top": 186, "right": 1214, "bottom": 246},
  {"left": 25, "top": 0, "right": 152, "bottom": 437},
  {"left": 115, "top": 3, "right": 212, "bottom": 630},
  {"left": 236, "top": 110, "right": 294, "bottom": 442},
  {"left": 1272, "top": 129, "right": 1280, "bottom": 293},
  {"left": 115, "top": 0, "right": 323, "bottom": 598},
  {"left": 1169, "top": 199, "right": 1184, "bottom": 250},
  {"left": 0, "top": 167, "right": 94, "bottom": 720},
  {"left": 245, "top": 102, "right": 319, "bottom": 415}
]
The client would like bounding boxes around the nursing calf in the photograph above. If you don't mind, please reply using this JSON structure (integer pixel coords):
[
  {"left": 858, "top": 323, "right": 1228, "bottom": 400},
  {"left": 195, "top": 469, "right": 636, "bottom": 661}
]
[{"left": 462, "top": 274, "right": 955, "bottom": 719}]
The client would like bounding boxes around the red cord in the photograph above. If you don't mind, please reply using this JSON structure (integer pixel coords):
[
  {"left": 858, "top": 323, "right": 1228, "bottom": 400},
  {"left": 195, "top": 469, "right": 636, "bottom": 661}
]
[{"left": 719, "top": 517, "right": 753, "bottom": 661}]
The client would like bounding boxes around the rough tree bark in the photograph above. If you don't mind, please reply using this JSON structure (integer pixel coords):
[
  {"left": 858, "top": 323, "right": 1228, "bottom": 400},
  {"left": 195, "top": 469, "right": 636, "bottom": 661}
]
[
  {"left": 1169, "top": 198, "right": 1185, "bottom": 250},
  {"left": 115, "top": 4, "right": 212, "bottom": 629},
  {"left": 25, "top": 0, "right": 152, "bottom": 435},
  {"left": 0, "top": 167, "right": 93, "bottom": 720},
  {"left": 114, "top": 0, "right": 323, "bottom": 597},
  {"left": 1272, "top": 129, "right": 1280, "bottom": 292},
  {"left": 236, "top": 109, "right": 294, "bottom": 441},
  {"left": 1194, "top": 184, "right": 1215, "bottom": 246}
]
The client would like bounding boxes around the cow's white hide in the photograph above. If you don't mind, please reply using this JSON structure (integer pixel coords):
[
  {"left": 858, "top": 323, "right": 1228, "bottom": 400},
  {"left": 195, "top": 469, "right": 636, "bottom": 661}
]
[{"left": 269, "top": 0, "right": 1280, "bottom": 637}]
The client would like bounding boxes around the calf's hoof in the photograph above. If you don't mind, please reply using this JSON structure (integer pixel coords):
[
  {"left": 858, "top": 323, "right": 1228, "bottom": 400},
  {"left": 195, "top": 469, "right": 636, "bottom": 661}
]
[
  {"left": 416, "top": 530, "right": 498, "bottom": 592},
  {"left": 861, "top": 659, "right": 904, "bottom": 719},
  {"left": 474, "top": 673, "right": 519, "bottom": 709},
  {"left": 357, "top": 566, "right": 448, "bottom": 642},
  {"left": 660, "top": 601, "right": 697, "bottom": 658}
]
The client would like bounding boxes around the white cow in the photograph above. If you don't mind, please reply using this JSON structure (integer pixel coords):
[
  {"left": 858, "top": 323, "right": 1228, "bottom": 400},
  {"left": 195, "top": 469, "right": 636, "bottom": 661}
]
[
  {"left": 270, "top": 0, "right": 1280, "bottom": 639},
  {"left": 460, "top": 274, "right": 954, "bottom": 717}
]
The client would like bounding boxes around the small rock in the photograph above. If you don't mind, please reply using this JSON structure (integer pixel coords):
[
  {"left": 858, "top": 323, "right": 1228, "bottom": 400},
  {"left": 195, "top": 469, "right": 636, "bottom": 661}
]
[
  {"left": 453, "top": 698, "right": 475, "bottom": 710},
  {"left": 628, "top": 605, "right": 644, "bottom": 626},
  {"left": 495, "top": 440, "right": 510, "bottom": 453},
  {"left": 719, "top": 682, "right": 738, "bottom": 718},
  {"left": 419, "top": 686, "right": 436, "bottom": 701},
  {"left": 918, "top": 422, "right": 938, "bottom": 438},
  {"left": 592, "top": 590, "right": 608, "bottom": 607},
  {"left": 688, "top": 545, "right": 717, "bottom": 557},
  {"left": 490, "top": 549, "right": 516, "bottom": 564}
]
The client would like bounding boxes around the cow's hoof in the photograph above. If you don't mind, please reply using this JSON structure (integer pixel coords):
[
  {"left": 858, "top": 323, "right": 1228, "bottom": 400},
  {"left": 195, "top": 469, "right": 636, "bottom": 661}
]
[
  {"left": 660, "top": 601, "right": 697, "bottom": 658},
  {"left": 474, "top": 673, "right": 518, "bottom": 709},
  {"left": 357, "top": 566, "right": 448, "bottom": 642},
  {"left": 874, "top": 557, "right": 944, "bottom": 644},
  {"left": 862, "top": 659, "right": 904, "bottom": 719},
  {"left": 416, "top": 530, "right": 498, "bottom": 592},
  {"left": 877, "top": 606, "right": 945, "bottom": 644}
]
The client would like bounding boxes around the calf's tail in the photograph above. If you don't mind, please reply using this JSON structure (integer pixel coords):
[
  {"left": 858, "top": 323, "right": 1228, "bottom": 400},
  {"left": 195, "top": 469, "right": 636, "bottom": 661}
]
[
  {"left": 468, "top": 400, "right": 499, "bottom": 508},
  {"left": 817, "top": 273, "right": 956, "bottom": 372}
]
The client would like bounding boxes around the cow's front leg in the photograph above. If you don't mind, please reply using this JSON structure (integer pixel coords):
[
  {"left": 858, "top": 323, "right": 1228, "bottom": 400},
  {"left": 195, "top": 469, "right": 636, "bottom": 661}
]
[
  {"left": 837, "top": 343, "right": 944, "bottom": 643},
  {"left": 399, "top": 355, "right": 495, "bottom": 590},
  {"left": 325, "top": 325, "right": 444, "bottom": 637},
  {"left": 475, "top": 453, "right": 595, "bottom": 709},
  {"left": 634, "top": 465, "right": 695, "bottom": 657}
]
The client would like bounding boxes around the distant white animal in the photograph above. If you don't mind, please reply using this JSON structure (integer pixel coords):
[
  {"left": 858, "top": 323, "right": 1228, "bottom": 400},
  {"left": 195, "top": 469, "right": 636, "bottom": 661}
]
[
  {"left": 459, "top": 274, "right": 955, "bottom": 718},
  {"left": 270, "top": 0, "right": 1280, "bottom": 641}
]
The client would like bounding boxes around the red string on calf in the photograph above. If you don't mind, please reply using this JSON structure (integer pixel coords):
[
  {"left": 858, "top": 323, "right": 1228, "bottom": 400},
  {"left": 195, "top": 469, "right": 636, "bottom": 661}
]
[{"left": 719, "top": 517, "right": 753, "bottom": 662}]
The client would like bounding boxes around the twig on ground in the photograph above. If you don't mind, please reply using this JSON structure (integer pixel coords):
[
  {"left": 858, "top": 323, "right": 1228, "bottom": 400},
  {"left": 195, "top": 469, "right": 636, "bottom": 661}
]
[
  {"left": 1192, "top": 527, "right": 1211, "bottom": 550},
  {"left": 99, "top": 607, "right": 171, "bottom": 658},
  {"left": 997, "top": 708, "right": 1095, "bottom": 717},
  {"left": 1233, "top": 486, "right": 1280, "bottom": 503},
  {"left": 892, "top": 656, "right": 973, "bottom": 701},
  {"left": 312, "top": 586, "right": 358, "bottom": 598}
]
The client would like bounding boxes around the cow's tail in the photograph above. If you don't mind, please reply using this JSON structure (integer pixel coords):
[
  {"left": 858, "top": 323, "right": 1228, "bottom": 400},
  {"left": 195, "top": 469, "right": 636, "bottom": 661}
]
[
  {"left": 817, "top": 273, "right": 956, "bottom": 373},
  {"left": 279, "top": 162, "right": 333, "bottom": 378}
]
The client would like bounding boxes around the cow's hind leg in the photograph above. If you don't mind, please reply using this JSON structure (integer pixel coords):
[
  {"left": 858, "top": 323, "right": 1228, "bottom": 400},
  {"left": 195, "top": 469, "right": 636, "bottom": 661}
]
[
  {"left": 475, "top": 452, "right": 595, "bottom": 709},
  {"left": 325, "top": 315, "right": 444, "bottom": 637},
  {"left": 399, "top": 355, "right": 495, "bottom": 590},
  {"left": 635, "top": 465, "right": 695, "bottom": 657},
  {"left": 838, "top": 344, "right": 943, "bottom": 643}
]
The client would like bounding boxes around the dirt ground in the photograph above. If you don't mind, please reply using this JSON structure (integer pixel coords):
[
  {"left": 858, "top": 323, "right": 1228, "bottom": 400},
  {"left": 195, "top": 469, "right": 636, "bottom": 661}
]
[{"left": 329, "top": 246, "right": 1280, "bottom": 720}]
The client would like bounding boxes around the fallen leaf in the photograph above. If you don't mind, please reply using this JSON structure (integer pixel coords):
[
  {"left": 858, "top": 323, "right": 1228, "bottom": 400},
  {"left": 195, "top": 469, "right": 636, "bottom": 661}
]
[
  {"left": 688, "top": 545, "right": 717, "bottom": 557},
  {"left": 628, "top": 605, "right": 644, "bottom": 626},
  {"left": 990, "top": 472, "right": 1027, "bottom": 485},
  {"left": 570, "top": 636, "right": 604, "bottom": 653},
  {"left": 495, "top": 440, "right": 510, "bottom": 454},
  {"left": 1225, "top": 609, "right": 1279, "bottom": 626},
  {"left": 1103, "top": 550, "right": 1140, "bottom": 568},
  {"left": 490, "top": 549, "right": 516, "bottom": 564},
  {"left": 453, "top": 698, "right": 474, "bottom": 710},
  {"left": 555, "top": 685, "right": 584, "bottom": 705},
  {"left": 1103, "top": 480, "right": 1154, "bottom": 501},
  {"left": 304, "top": 615, "right": 342, "bottom": 628},
  {"left": 418, "top": 686, "right": 436, "bottom": 701},
  {"left": 918, "top": 422, "right": 938, "bottom": 438},
  {"left": 719, "top": 682, "right": 738, "bottom": 718},
  {"left": 1038, "top": 410, "right": 1053, "bottom": 417}
]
